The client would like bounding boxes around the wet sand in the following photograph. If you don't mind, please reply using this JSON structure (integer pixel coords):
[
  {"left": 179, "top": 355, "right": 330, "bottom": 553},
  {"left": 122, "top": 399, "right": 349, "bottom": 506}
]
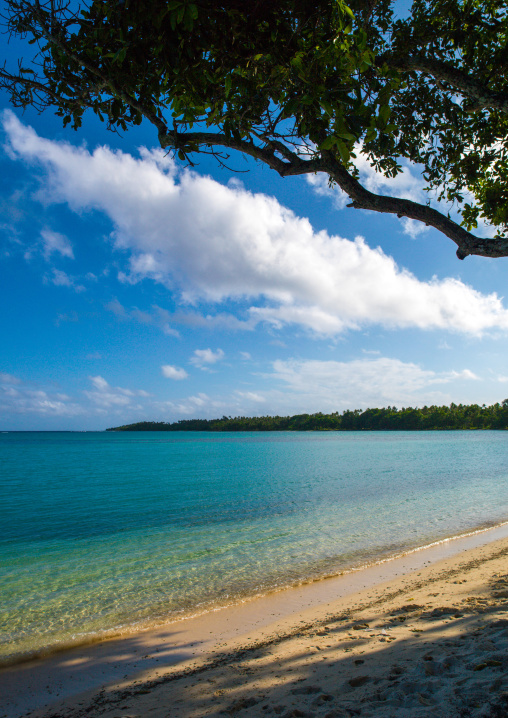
[{"left": 2, "top": 524, "right": 508, "bottom": 718}]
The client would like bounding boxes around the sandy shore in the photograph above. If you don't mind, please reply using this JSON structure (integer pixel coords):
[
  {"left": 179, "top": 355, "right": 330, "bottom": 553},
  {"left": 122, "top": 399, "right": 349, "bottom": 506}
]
[{"left": 3, "top": 526, "right": 508, "bottom": 718}]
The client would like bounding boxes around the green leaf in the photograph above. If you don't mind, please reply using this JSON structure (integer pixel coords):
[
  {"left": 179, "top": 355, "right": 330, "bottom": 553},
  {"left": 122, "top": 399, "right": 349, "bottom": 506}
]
[
  {"left": 113, "top": 46, "right": 127, "bottom": 64},
  {"left": 378, "top": 104, "right": 391, "bottom": 124},
  {"left": 336, "top": 141, "right": 350, "bottom": 163},
  {"left": 319, "top": 136, "right": 338, "bottom": 150}
]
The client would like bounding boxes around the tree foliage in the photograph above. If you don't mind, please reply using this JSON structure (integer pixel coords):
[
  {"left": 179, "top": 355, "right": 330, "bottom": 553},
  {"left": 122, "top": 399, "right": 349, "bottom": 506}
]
[
  {"left": 107, "top": 401, "right": 508, "bottom": 431},
  {"left": 2, "top": 0, "right": 508, "bottom": 258}
]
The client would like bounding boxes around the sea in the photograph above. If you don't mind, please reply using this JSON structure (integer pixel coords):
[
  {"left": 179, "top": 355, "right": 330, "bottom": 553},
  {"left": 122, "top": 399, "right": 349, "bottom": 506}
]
[{"left": 1, "top": 429, "right": 507, "bottom": 665}]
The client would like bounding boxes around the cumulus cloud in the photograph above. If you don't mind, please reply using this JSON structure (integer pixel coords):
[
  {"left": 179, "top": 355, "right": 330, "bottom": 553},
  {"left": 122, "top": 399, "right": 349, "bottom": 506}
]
[
  {"left": 0, "top": 372, "right": 158, "bottom": 426},
  {"left": 40, "top": 228, "right": 74, "bottom": 260},
  {"left": 84, "top": 375, "right": 150, "bottom": 408},
  {"left": 23, "top": 227, "right": 74, "bottom": 263},
  {"left": 190, "top": 348, "right": 225, "bottom": 367},
  {"left": 266, "top": 357, "right": 482, "bottom": 413},
  {"left": 4, "top": 110, "right": 508, "bottom": 337},
  {"left": 235, "top": 390, "right": 266, "bottom": 403},
  {"left": 45, "top": 268, "right": 85, "bottom": 292},
  {"left": 159, "top": 392, "right": 224, "bottom": 416},
  {"left": 161, "top": 364, "right": 188, "bottom": 380},
  {"left": 0, "top": 372, "right": 83, "bottom": 416}
]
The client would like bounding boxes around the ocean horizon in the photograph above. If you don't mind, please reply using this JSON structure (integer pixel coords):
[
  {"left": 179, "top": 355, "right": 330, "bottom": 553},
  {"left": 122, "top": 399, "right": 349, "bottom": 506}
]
[{"left": 1, "top": 430, "right": 507, "bottom": 665}]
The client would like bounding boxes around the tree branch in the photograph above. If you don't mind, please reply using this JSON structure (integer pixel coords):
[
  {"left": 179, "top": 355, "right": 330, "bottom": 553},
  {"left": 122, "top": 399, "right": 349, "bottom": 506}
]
[
  {"left": 323, "top": 157, "right": 508, "bottom": 259},
  {"left": 0, "top": 65, "right": 64, "bottom": 108},
  {"left": 159, "top": 130, "right": 324, "bottom": 176},
  {"left": 386, "top": 54, "right": 508, "bottom": 114},
  {"left": 160, "top": 130, "right": 508, "bottom": 259}
]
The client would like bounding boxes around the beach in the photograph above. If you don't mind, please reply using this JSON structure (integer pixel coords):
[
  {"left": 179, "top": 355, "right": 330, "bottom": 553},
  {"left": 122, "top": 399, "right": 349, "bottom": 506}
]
[{"left": 2, "top": 524, "right": 508, "bottom": 718}]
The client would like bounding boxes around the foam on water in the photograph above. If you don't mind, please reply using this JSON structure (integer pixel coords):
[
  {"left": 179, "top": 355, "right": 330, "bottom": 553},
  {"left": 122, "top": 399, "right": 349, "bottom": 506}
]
[{"left": 1, "top": 430, "right": 507, "bottom": 664}]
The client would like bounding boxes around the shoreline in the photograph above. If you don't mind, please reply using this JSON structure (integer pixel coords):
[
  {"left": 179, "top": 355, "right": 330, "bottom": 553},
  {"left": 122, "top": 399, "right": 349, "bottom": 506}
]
[
  {"left": 2, "top": 521, "right": 508, "bottom": 718},
  {"left": 3, "top": 517, "right": 508, "bottom": 670}
]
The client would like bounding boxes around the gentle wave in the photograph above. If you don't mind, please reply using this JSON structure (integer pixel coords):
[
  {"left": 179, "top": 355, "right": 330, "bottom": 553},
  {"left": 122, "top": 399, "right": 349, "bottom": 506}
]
[
  {"left": 2, "top": 516, "right": 507, "bottom": 669},
  {"left": 1, "top": 430, "right": 508, "bottom": 665}
]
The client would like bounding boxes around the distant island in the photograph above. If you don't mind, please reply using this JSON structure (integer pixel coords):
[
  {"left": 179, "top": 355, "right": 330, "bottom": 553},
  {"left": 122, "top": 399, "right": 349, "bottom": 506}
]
[{"left": 107, "top": 402, "right": 508, "bottom": 432}]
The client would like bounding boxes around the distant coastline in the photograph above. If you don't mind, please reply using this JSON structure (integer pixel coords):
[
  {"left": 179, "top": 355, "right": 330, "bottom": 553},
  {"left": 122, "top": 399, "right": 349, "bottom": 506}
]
[{"left": 107, "top": 401, "right": 508, "bottom": 432}]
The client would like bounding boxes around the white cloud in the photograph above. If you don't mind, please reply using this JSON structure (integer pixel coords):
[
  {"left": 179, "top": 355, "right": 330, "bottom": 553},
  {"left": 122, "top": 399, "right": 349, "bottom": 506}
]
[
  {"left": 162, "top": 364, "right": 188, "bottom": 380},
  {"left": 0, "top": 372, "right": 21, "bottom": 385},
  {"left": 84, "top": 375, "right": 149, "bottom": 408},
  {"left": 105, "top": 298, "right": 128, "bottom": 319},
  {"left": 45, "top": 268, "right": 85, "bottom": 292},
  {"left": 236, "top": 390, "right": 266, "bottom": 403},
  {"left": 354, "top": 154, "right": 426, "bottom": 204},
  {"left": 90, "top": 375, "right": 109, "bottom": 391},
  {"left": 49, "top": 268, "right": 73, "bottom": 287},
  {"left": 265, "top": 357, "right": 482, "bottom": 413},
  {"left": 306, "top": 172, "right": 349, "bottom": 210},
  {"left": 4, "top": 111, "right": 508, "bottom": 337},
  {"left": 240, "top": 351, "right": 252, "bottom": 360},
  {"left": 40, "top": 228, "right": 74, "bottom": 260},
  {"left": 0, "top": 373, "right": 83, "bottom": 416},
  {"left": 190, "top": 348, "right": 225, "bottom": 367},
  {"left": 0, "top": 372, "right": 156, "bottom": 425},
  {"left": 160, "top": 392, "right": 220, "bottom": 415},
  {"left": 451, "top": 369, "right": 479, "bottom": 380}
]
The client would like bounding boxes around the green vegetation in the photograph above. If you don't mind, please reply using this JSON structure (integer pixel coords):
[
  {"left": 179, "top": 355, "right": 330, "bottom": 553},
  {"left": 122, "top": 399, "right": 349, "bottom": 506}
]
[
  {"left": 2, "top": 1, "right": 508, "bottom": 257},
  {"left": 107, "top": 401, "right": 508, "bottom": 431}
]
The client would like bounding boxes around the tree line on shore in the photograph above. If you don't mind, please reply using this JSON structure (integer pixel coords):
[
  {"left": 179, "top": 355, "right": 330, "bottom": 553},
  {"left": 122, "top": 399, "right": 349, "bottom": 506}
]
[{"left": 107, "top": 401, "right": 508, "bottom": 432}]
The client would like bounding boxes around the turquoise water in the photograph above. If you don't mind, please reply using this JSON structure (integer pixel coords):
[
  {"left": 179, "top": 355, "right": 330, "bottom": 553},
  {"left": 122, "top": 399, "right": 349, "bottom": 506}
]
[{"left": 1, "top": 430, "right": 507, "bottom": 663}]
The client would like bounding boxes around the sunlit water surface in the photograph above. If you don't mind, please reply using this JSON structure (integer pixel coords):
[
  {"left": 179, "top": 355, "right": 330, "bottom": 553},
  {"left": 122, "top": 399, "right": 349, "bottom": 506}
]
[{"left": 1, "top": 430, "right": 507, "bottom": 662}]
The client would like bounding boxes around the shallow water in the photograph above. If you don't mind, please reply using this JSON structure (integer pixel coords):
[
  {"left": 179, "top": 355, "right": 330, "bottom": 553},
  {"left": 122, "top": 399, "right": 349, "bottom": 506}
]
[{"left": 1, "top": 430, "right": 507, "bottom": 662}]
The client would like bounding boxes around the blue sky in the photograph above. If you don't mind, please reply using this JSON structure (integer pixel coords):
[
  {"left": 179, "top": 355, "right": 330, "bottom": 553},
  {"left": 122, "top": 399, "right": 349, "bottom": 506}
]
[{"left": 2, "top": 32, "right": 508, "bottom": 430}]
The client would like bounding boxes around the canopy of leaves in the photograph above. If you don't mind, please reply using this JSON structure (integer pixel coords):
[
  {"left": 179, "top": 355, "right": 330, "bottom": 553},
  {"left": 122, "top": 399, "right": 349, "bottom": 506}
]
[{"left": 2, "top": 0, "right": 508, "bottom": 258}]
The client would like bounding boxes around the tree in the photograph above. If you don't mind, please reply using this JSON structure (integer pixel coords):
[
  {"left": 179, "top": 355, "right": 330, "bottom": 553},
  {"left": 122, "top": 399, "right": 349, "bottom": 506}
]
[{"left": 2, "top": 0, "right": 508, "bottom": 259}]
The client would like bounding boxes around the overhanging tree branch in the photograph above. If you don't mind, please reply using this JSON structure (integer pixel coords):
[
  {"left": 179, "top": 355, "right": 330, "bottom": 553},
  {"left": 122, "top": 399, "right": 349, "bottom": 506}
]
[
  {"left": 386, "top": 54, "right": 508, "bottom": 114},
  {"left": 326, "top": 160, "right": 508, "bottom": 259},
  {"left": 161, "top": 130, "right": 507, "bottom": 259},
  {"left": 2, "top": 0, "right": 508, "bottom": 259}
]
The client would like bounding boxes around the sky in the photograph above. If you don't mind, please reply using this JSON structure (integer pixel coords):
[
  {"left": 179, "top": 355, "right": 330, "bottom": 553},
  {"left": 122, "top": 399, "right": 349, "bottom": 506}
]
[{"left": 2, "top": 20, "right": 508, "bottom": 430}]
